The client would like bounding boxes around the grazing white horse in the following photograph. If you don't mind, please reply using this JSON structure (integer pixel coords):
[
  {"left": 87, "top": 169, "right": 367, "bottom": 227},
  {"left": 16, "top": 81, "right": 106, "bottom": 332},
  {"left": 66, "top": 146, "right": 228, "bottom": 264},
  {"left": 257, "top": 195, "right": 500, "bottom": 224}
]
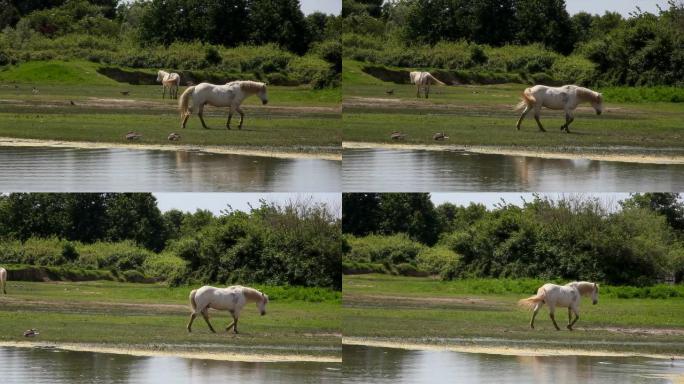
[
  {"left": 178, "top": 81, "right": 268, "bottom": 130},
  {"left": 157, "top": 70, "right": 181, "bottom": 99},
  {"left": 0, "top": 267, "right": 7, "bottom": 294},
  {"left": 187, "top": 285, "right": 269, "bottom": 334},
  {"left": 515, "top": 85, "right": 603, "bottom": 133},
  {"left": 409, "top": 71, "right": 445, "bottom": 99},
  {"left": 518, "top": 281, "right": 599, "bottom": 330}
]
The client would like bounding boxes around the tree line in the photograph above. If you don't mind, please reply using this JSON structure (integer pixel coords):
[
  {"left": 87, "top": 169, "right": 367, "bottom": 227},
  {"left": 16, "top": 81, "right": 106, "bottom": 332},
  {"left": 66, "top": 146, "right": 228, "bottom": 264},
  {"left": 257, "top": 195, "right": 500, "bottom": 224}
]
[
  {"left": 0, "top": 193, "right": 342, "bottom": 289},
  {"left": 343, "top": 193, "right": 684, "bottom": 285},
  {"left": 343, "top": 0, "right": 684, "bottom": 86}
]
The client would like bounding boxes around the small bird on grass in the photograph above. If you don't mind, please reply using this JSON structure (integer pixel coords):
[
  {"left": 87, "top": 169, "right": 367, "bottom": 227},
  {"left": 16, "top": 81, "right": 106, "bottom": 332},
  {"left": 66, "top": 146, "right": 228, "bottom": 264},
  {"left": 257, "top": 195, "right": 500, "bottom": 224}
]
[
  {"left": 168, "top": 132, "right": 181, "bottom": 141},
  {"left": 69, "top": 100, "right": 75, "bottom": 106},
  {"left": 23, "top": 329, "right": 39, "bottom": 337},
  {"left": 31, "top": 87, "right": 39, "bottom": 95},
  {"left": 433, "top": 132, "right": 449, "bottom": 141},
  {"left": 120, "top": 91, "right": 130, "bottom": 96},
  {"left": 125, "top": 131, "right": 142, "bottom": 140},
  {"left": 390, "top": 131, "right": 407, "bottom": 140},
  {"left": 385, "top": 89, "right": 394, "bottom": 95}
]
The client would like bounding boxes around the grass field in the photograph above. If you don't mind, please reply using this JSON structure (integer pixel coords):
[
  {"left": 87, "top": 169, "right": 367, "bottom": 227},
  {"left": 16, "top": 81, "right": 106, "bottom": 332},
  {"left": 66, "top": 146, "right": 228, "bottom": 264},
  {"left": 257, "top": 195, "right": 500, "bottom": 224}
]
[
  {"left": 343, "top": 274, "right": 684, "bottom": 356},
  {"left": 343, "top": 60, "right": 684, "bottom": 155},
  {"left": 0, "top": 281, "right": 341, "bottom": 359},
  {"left": 0, "top": 61, "right": 341, "bottom": 155}
]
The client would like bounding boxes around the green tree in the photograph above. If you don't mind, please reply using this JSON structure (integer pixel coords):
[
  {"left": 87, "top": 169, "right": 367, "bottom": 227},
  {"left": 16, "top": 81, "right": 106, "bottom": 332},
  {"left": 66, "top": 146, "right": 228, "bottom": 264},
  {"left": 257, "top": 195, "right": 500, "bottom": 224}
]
[
  {"left": 104, "top": 193, "right": 167, "bottom": 251},
  {"left": 621, "top": 193, "right": 684, "bottom": 233},
  {"left": 515, "top": 0, "right": 575, "bottom": 54},
  {"left": 247, "top": 0, "right": 312, "bottom": 54},
  {"left": 342, "top": 193, "right": 381, "bottom": 236},
  {"left": 378, "top": 193, "right": 440, "bottom": 246}
]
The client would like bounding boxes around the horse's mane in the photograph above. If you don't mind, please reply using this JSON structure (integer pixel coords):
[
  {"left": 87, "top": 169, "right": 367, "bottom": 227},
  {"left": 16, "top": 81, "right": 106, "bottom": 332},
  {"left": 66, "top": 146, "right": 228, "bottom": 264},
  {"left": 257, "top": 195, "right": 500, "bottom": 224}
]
[
  {"left": 239, "top": 286, "right": 266, "bottom": 302},
  {"left": 568, "top": 281, "right": 597, "bottom": 296},
  {"left": 575, "top": 87, "right": 601, "bottom": 104},
  {"left": 232, "top": 81, "right": 266, "bottom": 93}
]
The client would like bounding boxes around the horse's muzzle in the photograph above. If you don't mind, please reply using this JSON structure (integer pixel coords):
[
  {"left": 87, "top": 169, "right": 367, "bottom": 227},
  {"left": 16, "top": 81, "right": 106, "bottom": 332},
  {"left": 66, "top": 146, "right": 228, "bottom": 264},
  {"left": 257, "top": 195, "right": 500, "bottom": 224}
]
[
  {"left": 261, "top": 311, "right": 266, "bottom": 316},
  {"left": 596, "top": 110, "right": 602, "bottom": 115},
  {"left": 593, "top": 300, "right": 598, "bottom": 305},
  {"left": 262, "top": 100, "right": 268, "bottom": 105}
]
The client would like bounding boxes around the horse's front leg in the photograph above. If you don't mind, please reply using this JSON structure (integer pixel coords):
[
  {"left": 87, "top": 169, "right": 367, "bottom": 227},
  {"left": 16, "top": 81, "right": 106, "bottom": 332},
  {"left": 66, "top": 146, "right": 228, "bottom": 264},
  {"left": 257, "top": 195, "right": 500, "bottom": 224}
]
[
  {"left": 425, "top": 85, "right": 429, "bottom": 99},
  {"left": 563, "top": 113, "right": 574, "bottom": 133},
  {"left": 236, "top": 107, "right": 244, "bottom": 130},
  {"left": 568, "top": 307, "right": 580, "bottom": 330},
  {"left": 162, "top": 85, "right": 166, "bottom": 100},
  {"left": 226, "top": 310, "right": 236, "bottom": 332},
  {"left": 226, "top": 108, "right": 233, "bottom": 130}
]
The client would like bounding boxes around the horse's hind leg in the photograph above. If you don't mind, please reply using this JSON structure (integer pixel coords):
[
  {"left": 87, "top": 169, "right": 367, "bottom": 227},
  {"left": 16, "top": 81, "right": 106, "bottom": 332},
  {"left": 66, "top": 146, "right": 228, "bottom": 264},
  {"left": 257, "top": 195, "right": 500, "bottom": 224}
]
[
  {"left": 198, "top": 105, "right": 209, "bottom": 129},
  {"left": 568, "top": 307, "right": 580, "bottom": 330},
  {"left": 425, "top": 85, "right": 430, "bottom": 99},
  {"left": 530, "top": 302, "right": 542, "bottom": 329},
  {"left": 187, "top": 313, "right": 197, "bottom": 332},
  {"left": 534, "top": 113, "right": 546, "bottom": 132},
  {"left": 516, "top": 105, "right": 531, "bottom": 130},
  {"left": 201, "top": 309, "right": 216, "bottom": 333},
  {"left": 549, "top": 312, "right": 561, "bottom": 331},
  {"left": 563, "top": 114, "right": 574, "bottom": 133}
]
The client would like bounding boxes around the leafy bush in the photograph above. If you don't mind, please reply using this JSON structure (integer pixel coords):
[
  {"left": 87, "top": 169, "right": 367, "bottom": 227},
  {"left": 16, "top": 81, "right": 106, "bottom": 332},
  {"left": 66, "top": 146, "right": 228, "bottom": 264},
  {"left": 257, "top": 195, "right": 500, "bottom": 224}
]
[
  {"left": 416, "top": 246, "right": 461, "bottom": 279},
  {"left": 344, "top": 234, "right": 425, "bottom": 265}
]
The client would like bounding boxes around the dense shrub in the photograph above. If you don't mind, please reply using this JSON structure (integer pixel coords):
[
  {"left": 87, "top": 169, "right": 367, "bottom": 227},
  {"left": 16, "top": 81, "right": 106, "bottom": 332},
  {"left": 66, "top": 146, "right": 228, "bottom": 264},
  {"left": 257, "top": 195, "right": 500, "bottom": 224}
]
[{"left": 344, "top": 234, "right": 425, "bottom": 265}]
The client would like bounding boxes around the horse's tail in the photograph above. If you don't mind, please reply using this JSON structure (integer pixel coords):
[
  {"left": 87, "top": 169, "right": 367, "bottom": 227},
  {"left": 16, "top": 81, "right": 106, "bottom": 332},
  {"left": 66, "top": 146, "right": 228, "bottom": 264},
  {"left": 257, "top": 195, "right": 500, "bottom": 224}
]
[
  {"left": 426, "top": 73, "right": 446, "bottom": 86},
  {"left": 515, "top": 88, "right": 536, "bottom": 111},
  {"left": 178, "top": 86, "right": 195, "bottom": 119},
  {"left": 518, "top": 290, "right": 545, "bottom": 309},
  {"left": 189, "top": 289, "right": 198, "bottom": 313}
]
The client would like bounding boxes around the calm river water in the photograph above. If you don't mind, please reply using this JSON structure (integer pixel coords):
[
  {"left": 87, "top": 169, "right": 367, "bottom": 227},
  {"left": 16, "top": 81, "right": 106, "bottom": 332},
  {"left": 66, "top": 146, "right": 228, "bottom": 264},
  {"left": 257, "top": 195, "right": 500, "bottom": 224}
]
[
  {"left": 0, "top": 146, "right": 340, "bottom": 191},
  {"left": 343, "top": 345, "right": 684, "bottom": 384},
  {"left": 343, "top": 148, "right": 684, "bottom": 191}
]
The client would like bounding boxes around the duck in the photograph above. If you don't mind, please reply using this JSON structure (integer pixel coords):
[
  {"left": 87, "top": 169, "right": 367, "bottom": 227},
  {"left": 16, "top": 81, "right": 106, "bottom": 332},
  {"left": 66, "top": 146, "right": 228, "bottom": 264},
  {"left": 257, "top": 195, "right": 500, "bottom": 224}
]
[
  {"left": 125, "top": 131, "right": 142, "bottom": 140},
  {"left": 433, "top": 132, "right": 449, "bottom": 141},
  {"left": 23, "top": 328, "right": 39, "bottom": 337},
  {"left": 390, "top": 131, "right": 407, "bottom": 140},
  {"left": 168, "top": 132, "right": 181, "bottom": 141},
  {"left": 385, "top": 89, "right": 394, "bottom": 95},
  {"left": 120, "top": 91, "right": 130, "bottom": 96},
  {"left": 31, "top": 87, "right": 39, "bottom": 95},
  {"left": 69, "top": 100, "right": 75, "bottom": 106}
]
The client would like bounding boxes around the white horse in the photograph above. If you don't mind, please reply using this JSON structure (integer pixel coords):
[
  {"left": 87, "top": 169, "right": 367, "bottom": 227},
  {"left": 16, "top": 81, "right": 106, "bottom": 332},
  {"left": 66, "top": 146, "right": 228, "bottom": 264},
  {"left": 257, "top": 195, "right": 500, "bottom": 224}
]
[
  {"left": 157, "top": 70, "right": 181, "bottom": 99},
  {"left": 518, "top": 281, "right": 599, "bottom": 330},
  {"left": 187, "top": 285, "right": 269, "bottom": 334},
  {"left": 0, "top": 267, "right": 7, "bottom": 294},
  {"left": 178, "top": 81, "right": 268, "bottom": 130},
  {"left": 409, "top": 71, "right": 445, "bottom": 99},
  {"left": 515, "top": 85, "right": 603, "bottom": 133}
]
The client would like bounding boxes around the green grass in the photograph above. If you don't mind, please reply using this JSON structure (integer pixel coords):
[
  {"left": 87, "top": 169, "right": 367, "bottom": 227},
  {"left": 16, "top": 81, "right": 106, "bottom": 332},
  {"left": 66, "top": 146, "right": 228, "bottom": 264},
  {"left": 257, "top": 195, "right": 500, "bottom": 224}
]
[
  {"left": 0, "top": 61, "right": 341, "bottom": 153},
  {"left": 342, "top": 60, "right": 684, "bottom": 153},
  {"left": 0, "top": 281, "right": 341, "bottom": 357},
  {"left": 343, "top": 274, "right": 684, "bottom": 355}
]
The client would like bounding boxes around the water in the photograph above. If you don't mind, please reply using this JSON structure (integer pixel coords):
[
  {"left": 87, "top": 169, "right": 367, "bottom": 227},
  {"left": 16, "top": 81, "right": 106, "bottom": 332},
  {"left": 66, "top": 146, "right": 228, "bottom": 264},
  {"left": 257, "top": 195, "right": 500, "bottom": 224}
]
[
  {"left": 0, "top": 146, "right": 340, "bottom": 191},
  {"left": 0, "top": 347, "right": 340, "bottom": 384},
  {"left": 343, "top": 345, "right": 684, "bottom": 384},
  {"left": 342, "top": 149, "right": 684, "bottom": 191}
]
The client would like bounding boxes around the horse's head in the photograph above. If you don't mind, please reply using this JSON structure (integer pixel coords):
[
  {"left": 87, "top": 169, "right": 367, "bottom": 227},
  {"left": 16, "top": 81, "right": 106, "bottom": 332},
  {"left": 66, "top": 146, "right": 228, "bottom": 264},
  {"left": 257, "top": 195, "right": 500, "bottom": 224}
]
[
  {"left": 257, "top": 292, "right": 269, "bottom": 316},
  {"left": 592, "top": 283, "right": 599, "bottom": 305},
  {"left": 156, "top": 71, "right": 164, "bottom": 82},
  {"left": 258, "top": 83, "right": 268, "bottom": 105},
  {"left": 593, "top": 93, "right": 604, "bottom": 115}
]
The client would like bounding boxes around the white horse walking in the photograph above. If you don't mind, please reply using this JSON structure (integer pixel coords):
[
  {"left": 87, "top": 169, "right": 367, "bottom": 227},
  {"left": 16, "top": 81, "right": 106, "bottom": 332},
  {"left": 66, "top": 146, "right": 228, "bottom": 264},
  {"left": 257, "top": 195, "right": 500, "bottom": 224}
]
[
  {"left": 187, "top": 285, "right": 269, "bottom": 334},
  {"left": 157, "top": 70, "right": 181, "bottom": 99},
  {"left": 178, "top": 81, "right": 268, "bottom": 130},
  {"left": 515, "top": 85, "right": 603, "bottom": 133},
  {"left": 0, "top": 267, "right": 7, "bottom": 294},
  {"left": 518, "top": 281, "right": 599, "bottom": 330},
  {"left": 409, "top": 71, "right": 445, "bottom": 99}
]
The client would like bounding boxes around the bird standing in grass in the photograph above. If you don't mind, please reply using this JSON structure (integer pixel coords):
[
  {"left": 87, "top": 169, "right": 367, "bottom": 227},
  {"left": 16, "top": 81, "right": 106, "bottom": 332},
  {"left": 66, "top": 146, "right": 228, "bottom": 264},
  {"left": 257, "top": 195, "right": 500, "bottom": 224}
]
[
  {"left": 23, "top": 329, "right": 39, "bottom": 337},
  {"left": 386, "top": 89, "right": 394, "bottom": 95},
  {"left": 390, "top": 131, "right": 407, "bottom": 140},
  {"left": 125, "top": 131, "right": 142, "bottom": 140},
  {"left": 69, "top": 100, "right": 75, "bottom": 106},
  {"left": 433, "top": 132, "right": 449, "bottom": 141},
  {"left": 120, "top": 91, "right": 130, "bottom": 96},
  {"left": 168, "top": 132, "right": 181, "bottom": 141},
  {"left": 31, "top": 87, "right": 39, "bottom": 95}
]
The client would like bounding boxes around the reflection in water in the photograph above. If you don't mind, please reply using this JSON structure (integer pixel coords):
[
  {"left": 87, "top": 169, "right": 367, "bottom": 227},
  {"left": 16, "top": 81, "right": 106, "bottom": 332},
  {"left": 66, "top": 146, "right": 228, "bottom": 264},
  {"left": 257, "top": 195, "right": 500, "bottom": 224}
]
[
  {"left": 343, "top": 345, "right": 684, "bottom": 384},
  {"left": 0, "top": 347, "right": 341, "bottom": 384},
  {"left": 0, "top": 146, "right": 340, "bottom": 192},
  {"left": 343, "top": 149, "right": 684, "bottom": 191}
]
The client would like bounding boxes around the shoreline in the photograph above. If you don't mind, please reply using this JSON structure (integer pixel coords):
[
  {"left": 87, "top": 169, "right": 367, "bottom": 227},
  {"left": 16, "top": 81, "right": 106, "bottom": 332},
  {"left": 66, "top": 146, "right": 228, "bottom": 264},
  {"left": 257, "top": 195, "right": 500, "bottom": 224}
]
[
  {"left": 343, "top": 141, "right": 684, "bottom": 165},
  {"left": 342, "top": 337, "right": 683, "bottom": 360},
  {"left": 0, "top": 341, "right": 341, "bottom": 363},
  {"left": 0, "top": 137, "right": 342, "bottom": 161}
]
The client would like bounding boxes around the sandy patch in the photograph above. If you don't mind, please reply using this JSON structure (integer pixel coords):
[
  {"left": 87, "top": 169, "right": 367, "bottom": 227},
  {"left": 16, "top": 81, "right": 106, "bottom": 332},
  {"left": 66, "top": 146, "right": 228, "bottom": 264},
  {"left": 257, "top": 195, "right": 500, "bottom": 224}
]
[
  {"left": 587, "top": 327, "right": 684, "bottom": 337},
  {"left": 0, "top": 341, "right": 341, "bottom": 363},
  {"left": 342, "top": 337, "right": 683, "bottom": 360},
  {"left": 343, "top": 141, "right": 684, "bottom": 165},
  {"left": 0, "top": 137, "right": 341, "bottom": 161}
]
